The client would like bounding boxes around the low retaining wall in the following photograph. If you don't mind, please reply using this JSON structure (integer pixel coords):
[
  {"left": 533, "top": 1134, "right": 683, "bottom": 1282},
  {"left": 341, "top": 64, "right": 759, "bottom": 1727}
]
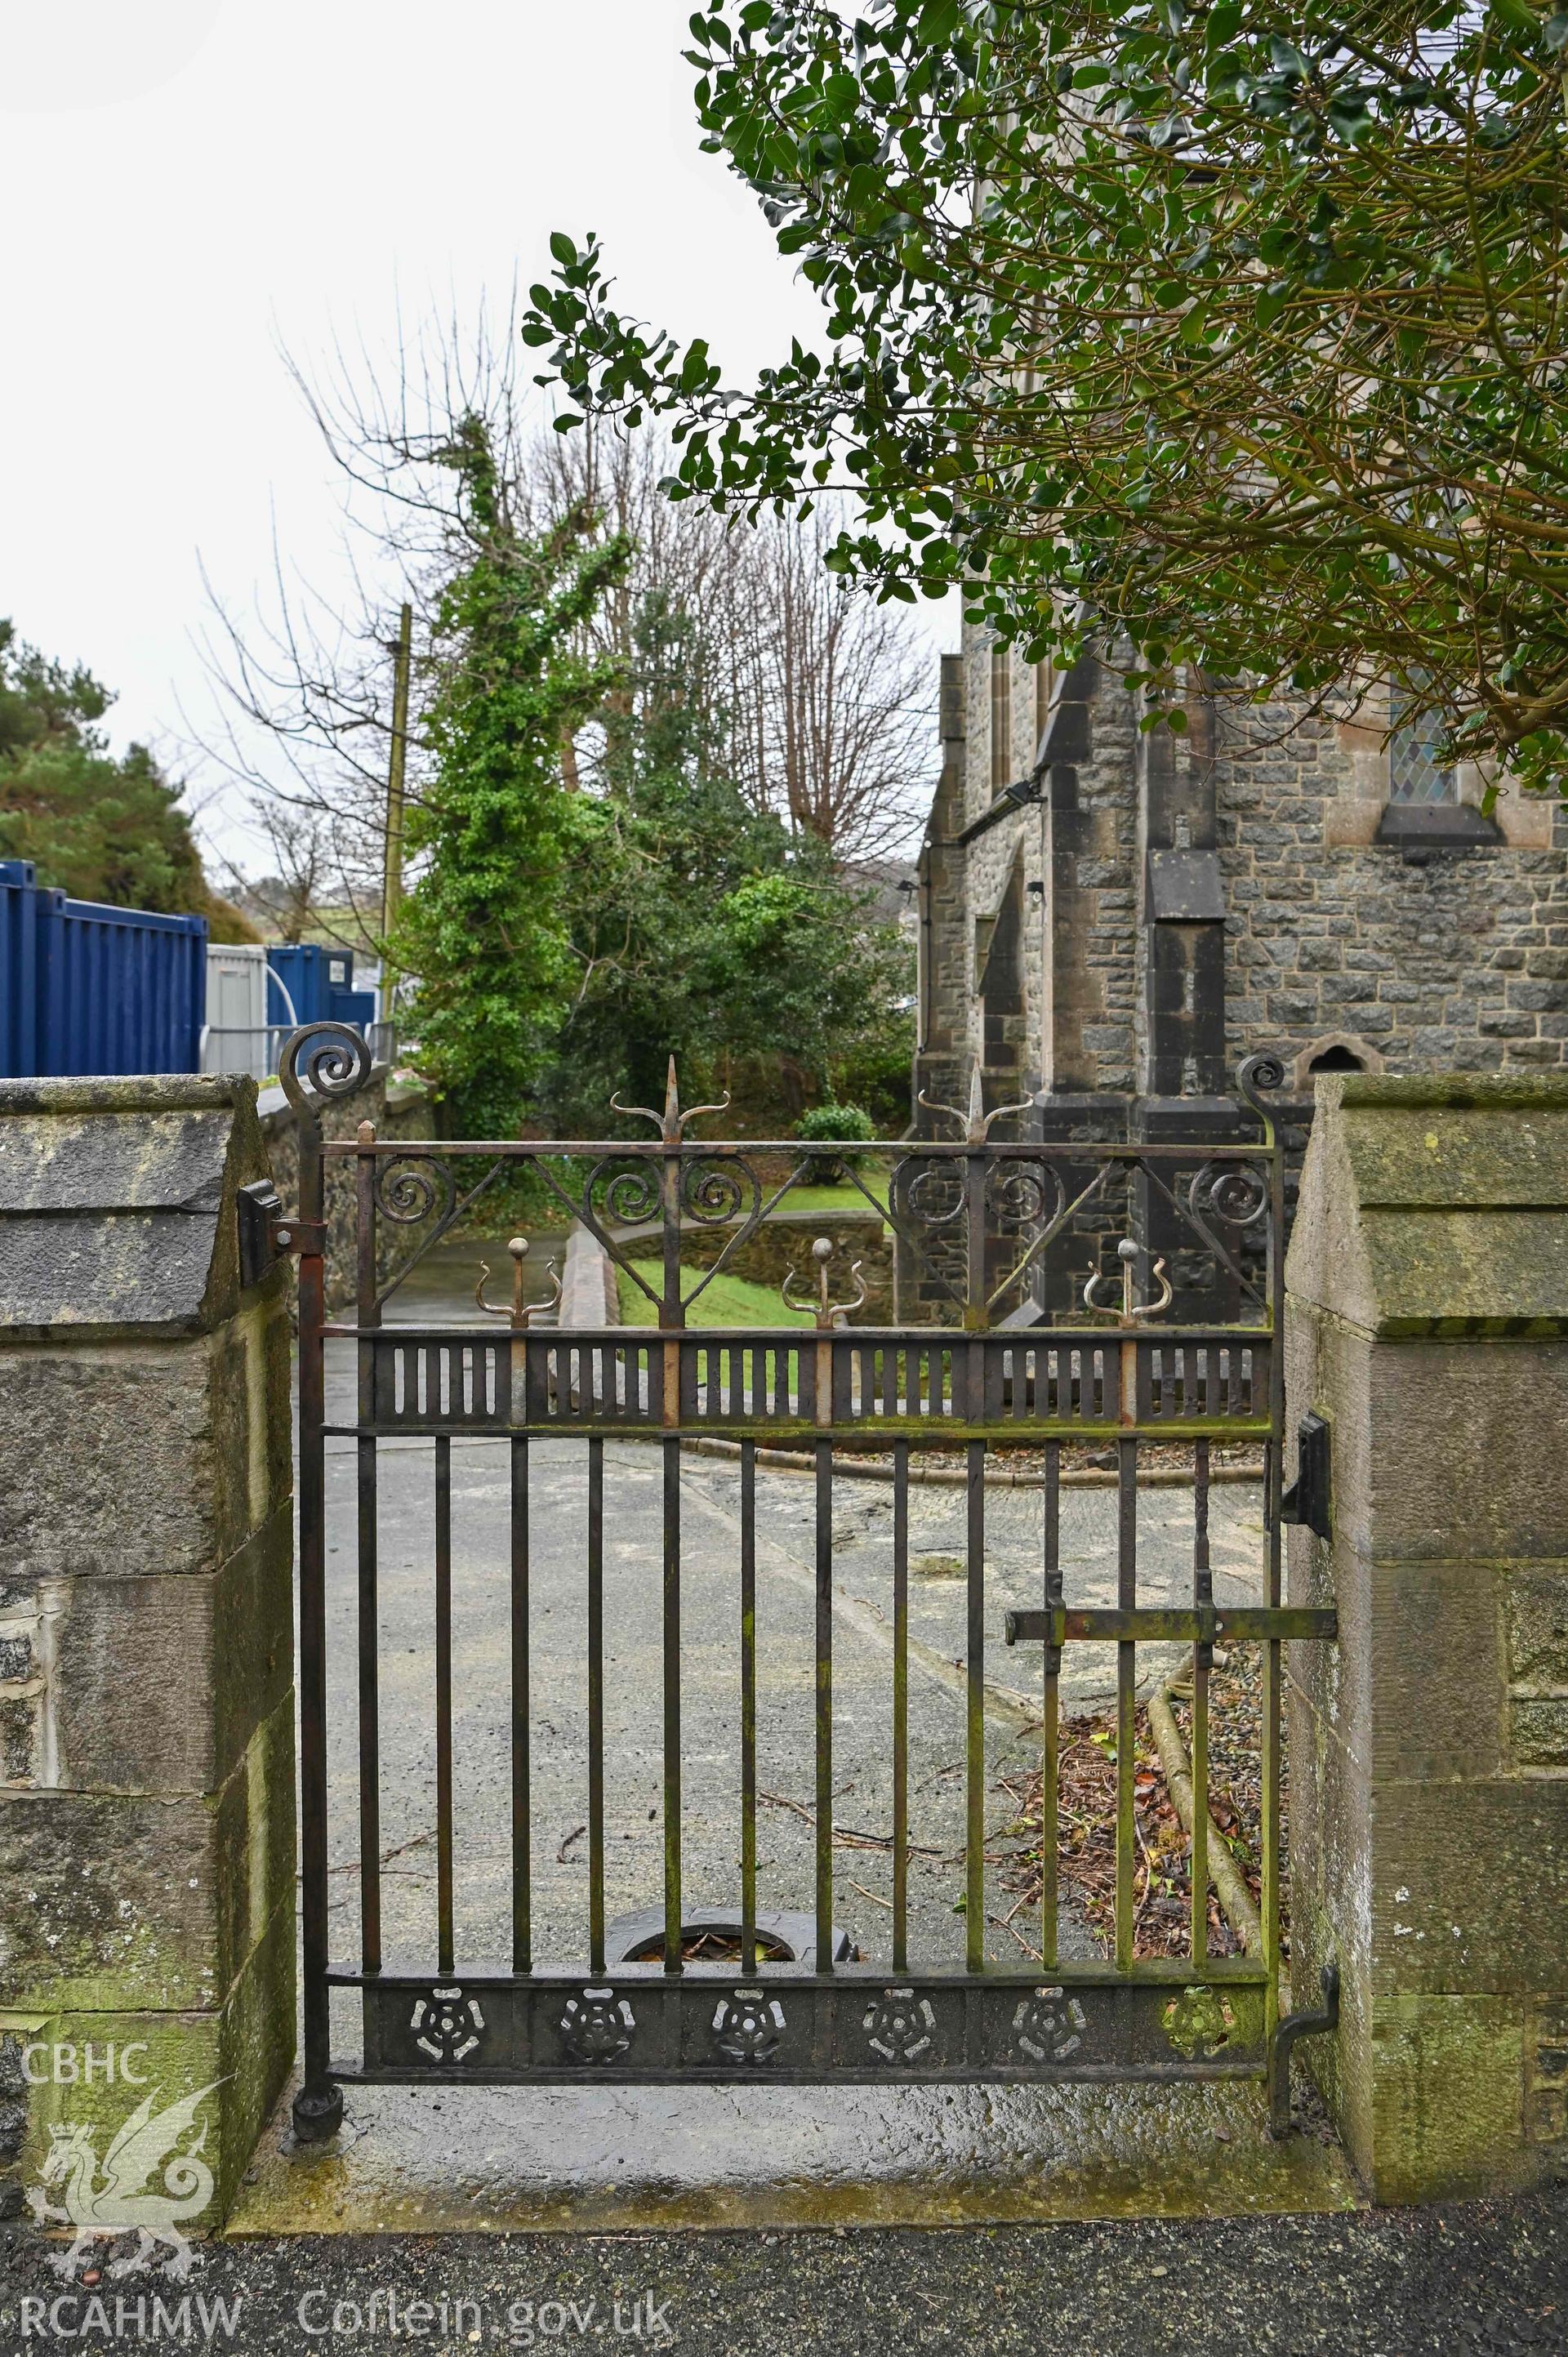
[{"left": 608, "top": 1210, "right": 892, "bottom": 1323}]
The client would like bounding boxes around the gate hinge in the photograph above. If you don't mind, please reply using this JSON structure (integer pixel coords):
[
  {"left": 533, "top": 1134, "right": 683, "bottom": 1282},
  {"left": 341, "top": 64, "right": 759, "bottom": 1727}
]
[
  {"left": 1279, "top": 1411, "right": 1331, "bottom": 1540},
  {"left": 237, "top": 1179, "right": 324, "bottom": 1287}
]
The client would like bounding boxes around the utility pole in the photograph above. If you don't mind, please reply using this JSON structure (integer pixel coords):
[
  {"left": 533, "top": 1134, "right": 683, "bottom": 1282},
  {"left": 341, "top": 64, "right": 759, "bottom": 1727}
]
[{"left": 380, "top": 601, "right": 413, "bottom": 992}]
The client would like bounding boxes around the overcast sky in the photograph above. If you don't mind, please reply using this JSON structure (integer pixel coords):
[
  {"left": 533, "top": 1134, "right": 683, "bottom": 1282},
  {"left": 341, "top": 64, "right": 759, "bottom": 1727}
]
[{"left": 0, "top": 0, "right": 951, "bottom": 876}]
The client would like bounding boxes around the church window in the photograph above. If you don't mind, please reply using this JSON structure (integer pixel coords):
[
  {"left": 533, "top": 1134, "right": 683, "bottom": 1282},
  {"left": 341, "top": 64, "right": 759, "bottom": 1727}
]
[{"left": 991, "top": 651, "right": 1013, "bottom": 791}]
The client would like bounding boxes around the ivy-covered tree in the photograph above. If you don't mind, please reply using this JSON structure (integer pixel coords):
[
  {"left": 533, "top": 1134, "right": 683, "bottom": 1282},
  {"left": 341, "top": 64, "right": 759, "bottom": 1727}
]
[
  {"left": 390, "top": 417, "right": 630, "bottom": 1134},
  {"left": 545, "top": 586, "right": 911, "bottom": 1134},
  {"left": 526, "top": 1, "right": 1568, "bottom": 794}
]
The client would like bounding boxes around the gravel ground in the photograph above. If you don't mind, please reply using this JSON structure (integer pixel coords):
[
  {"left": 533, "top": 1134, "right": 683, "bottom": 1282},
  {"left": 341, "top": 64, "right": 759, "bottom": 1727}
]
[
  {"left": 6, "top": 2194, "right": 1568, "bottom": 2355},
  {"left": 992, "top": 1646, "right": 1277, "bottom": 1963}
]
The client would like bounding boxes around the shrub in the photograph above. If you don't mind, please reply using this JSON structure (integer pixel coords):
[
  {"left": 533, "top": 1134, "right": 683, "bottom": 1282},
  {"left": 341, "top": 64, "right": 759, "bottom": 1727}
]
[{"left": 795, "top": 1101, "right": 875, "bottom": 1184}]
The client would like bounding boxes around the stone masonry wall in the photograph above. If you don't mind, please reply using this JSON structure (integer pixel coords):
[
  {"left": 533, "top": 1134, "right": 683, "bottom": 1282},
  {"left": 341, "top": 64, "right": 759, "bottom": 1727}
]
[
  {"left": 1212, "top": 696, "right": 1568, "bottom": 1079},
  {"left": 924, "top": 628, "right": 1568, "bottom": 1107}
]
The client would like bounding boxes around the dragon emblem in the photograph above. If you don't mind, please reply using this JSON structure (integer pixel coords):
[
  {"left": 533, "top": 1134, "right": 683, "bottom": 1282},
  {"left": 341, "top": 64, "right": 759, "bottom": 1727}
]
[{"left": 26, "top": 2080, "right": 224, "bottom": 2279}]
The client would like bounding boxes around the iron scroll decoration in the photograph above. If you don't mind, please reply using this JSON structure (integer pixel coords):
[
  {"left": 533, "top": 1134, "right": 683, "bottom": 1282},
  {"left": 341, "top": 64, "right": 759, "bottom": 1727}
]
[
  {"left": 278, "top": 1020, "right": 372, "bottom": 1118},
  {"left": 1236, "top": 1050, "right": 1287, "bottom": 1123},
  {"left": 1180, "top": 1048, "right": 1285, "bottom": 1269},
  {"left": 375, "top": 1156, "right": 456, "bottom": 1228}
]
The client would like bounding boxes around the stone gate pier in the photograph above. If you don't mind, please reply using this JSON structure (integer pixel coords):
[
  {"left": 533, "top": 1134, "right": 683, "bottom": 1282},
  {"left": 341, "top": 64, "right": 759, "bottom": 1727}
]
[
  {"left": 1286, "top": 1072, "right": 1568, "bottom": 2201},
  {"left": 0, "top": 1076, "right": 295, "bottom": 2229}
]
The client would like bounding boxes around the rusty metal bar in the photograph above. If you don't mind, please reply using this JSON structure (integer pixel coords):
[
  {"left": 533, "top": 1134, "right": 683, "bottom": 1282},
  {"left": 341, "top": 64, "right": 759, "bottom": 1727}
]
[
  {"left": 965, "top": 1437, "right": 985, "bottom": 1974},
  {"left": 293, "top": 1095, "right": 341, "bottom": 2140},
  {"left": 354, "top": 1126, "right": 382, "bottom": 1978},
  {"left": 1041, "top": 1436, "right": 1062, "bottom": 1972},
  {"left": 588, "top": 1435, "right": 605, "bottom": 1978},
  {"left": 1115, "top": 1437, "right": 1137, "bottom": 1973},
  {"left": 892, "top": 1437, "right": 910, "bottom": 1975},
  {"left": 740, "top": 1438, "right": 758, "bottom": 1977},
  {"left": 815, "top": 1438, "right": 834, "bottom": 1968},
  {"left": 1192, "top": 1437, "right": 1212, "bottom": 1961},
  {"left": 323, "top": 1136, "right": 1277, "bottom": 1163},
  {"left": 1005, "top": 1605, "right": 1336, "bottom": 1646},
  {"left": 662, "top": 1435, "right": 682, "bottom": 1976},
  {"left": 434, "top": 1433, "right": 454, "bottom": 1977},
  {"left": 510, "top": 1433, "right": 531, "bottom": 1975}
]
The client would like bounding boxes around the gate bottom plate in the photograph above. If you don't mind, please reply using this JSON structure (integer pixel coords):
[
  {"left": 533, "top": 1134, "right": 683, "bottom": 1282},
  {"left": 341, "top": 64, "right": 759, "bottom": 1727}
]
[{"left": 338, "top": 1965, "right": 1269, "bottom": 2085}]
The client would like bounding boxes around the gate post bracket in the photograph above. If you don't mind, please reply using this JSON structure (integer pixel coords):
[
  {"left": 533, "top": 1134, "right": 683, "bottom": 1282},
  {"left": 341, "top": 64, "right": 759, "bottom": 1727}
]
[
  {"left": 1279, "top": 1410, "right": 1331, "bottom": 1539},
  {"left": 236, "top": 1176, "right": 325, "bottom": 1287},
  {"left": 1267, "top": 1961, "right": 1339, "bottom": 2137}
]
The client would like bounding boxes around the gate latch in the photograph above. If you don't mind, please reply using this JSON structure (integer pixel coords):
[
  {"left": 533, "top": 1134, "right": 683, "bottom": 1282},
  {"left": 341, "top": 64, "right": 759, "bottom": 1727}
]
[
  {"left": 1280, "top": 1411, "right": 1331, "bottom": 1540},
  {"left": 237, "top": 1179, "right": 324, "bottom": 1287}
]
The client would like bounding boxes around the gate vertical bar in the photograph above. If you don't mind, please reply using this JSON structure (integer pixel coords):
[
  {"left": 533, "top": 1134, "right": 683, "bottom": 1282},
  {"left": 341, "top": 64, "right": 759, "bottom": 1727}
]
[
  {"left": 891, "top": 1438, "right": 910, "bottom": 1975},
  {"left": 964, "top": 1439, "right": 986, "bottom": 1973},
  {"left": 1040, "top": 1436, "right": 1062, "bottom": 1972},
  {"left": 587, "top": 1436, "right": 606, "bottom": 1977},
  {"left": 740, "top": 1439, "right": 758, "bottom": 1976},
  {"left": 434, "top": 1434, "right": 454, "bottom": 1977},
  {"left": 511, "top": 1432, "right": 532, "bottom": 1974},
  {"left": 660, "top": 1066, "right": 684, "bottom": 1979},
  {"left": 814, "top": 1436, "right": 834, "bottom": 1967},
  {"left": 1191, "top": 1436, "right": 1212, "bottom": 1959},
  {"left": 292, "top": 1088, "right": 341, "bottom": 2139},
  {"left": 662, "top": 1434, "right": 682, "bottom": 1975},
  {"left": 355, "top": 1122, "right": 382, "bottom": 1979},
  {"left": 964, "top": 1085, "right": 988, "bottom": 1978},
  {"left": 1115, "top": 1435, "right": 1138, "bottom": 1972}
]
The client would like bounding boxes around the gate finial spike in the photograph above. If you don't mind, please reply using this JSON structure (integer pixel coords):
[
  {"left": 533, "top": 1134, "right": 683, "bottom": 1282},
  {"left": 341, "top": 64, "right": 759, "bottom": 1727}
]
[
  {"left": 610, "top": 1056, "right": 728, "bottom": 1140},
  {"left": 916, "top": 1070, "right": 1035, "bottom": 1143}
]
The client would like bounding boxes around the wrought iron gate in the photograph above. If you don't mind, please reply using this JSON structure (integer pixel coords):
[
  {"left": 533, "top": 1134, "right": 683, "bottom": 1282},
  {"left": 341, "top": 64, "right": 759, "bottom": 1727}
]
[{"left": 279, "top": 1027, "right": 1336, "bottom": 2143}]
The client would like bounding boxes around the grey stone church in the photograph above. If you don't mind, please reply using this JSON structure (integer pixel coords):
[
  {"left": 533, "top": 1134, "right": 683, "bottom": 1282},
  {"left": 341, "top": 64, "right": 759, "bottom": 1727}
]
[{"left": 906, "top": 630, "right": 1568, "bottom": 1312}]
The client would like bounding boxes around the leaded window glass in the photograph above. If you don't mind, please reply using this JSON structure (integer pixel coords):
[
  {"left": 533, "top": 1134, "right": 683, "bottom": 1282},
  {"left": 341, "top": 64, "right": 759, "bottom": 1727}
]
[{"left": 1389, "top": 688, "right": 1457, "bottom": 804}]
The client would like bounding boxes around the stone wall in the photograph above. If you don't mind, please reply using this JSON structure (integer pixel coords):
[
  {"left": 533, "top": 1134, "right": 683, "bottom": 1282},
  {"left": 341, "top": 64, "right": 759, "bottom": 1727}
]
[
  {"left": 1214, "top": 693, "right": 1568, "bottom": 1079},
  {"left": 0, "top": 1076, "right": 296, "bottom": 2230},
  {"left": 678, "top": 1212, "right": 893, "bottom": 1324},
  {"left": 605, "top": 1211, "right": 893, "bottom": 1326}
]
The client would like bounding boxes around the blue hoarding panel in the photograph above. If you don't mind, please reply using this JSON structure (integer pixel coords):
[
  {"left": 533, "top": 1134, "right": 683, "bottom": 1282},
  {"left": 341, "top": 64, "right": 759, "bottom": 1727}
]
[
  {"left": 0, "top": 858, "right": 207, "bottom": 1076},
  {"left": 265, "top": 942, "right": 364, "bottom": 1029}
]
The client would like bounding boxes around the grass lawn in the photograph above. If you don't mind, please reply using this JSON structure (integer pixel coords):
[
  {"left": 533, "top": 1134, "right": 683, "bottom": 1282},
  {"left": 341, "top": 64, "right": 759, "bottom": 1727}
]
[
  {"left": 616, "top": 1259, "right": 816, "bottom": 1329},
  {"left": 770, "top": 1175, "right": 889, "bottom": 1217}
]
